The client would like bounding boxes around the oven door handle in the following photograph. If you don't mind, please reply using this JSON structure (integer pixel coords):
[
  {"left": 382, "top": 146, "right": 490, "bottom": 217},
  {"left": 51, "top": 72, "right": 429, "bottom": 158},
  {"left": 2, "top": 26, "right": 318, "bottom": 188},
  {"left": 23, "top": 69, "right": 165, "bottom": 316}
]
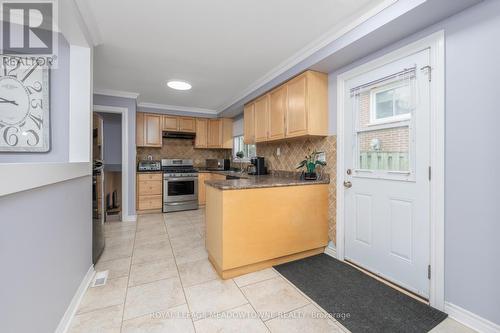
[{"left": 165, "top": 177, "right": 198, "bottom": 182}]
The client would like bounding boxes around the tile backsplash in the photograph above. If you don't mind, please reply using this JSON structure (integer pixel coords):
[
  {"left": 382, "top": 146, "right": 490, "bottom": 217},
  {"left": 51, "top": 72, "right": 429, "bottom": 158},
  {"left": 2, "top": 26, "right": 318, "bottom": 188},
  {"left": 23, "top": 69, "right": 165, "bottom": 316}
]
[
  {"left": 137, "top": 138, "right": 231, "bottom": 167},
  {"left": 257, "top": 135, "right": 337, "bottom": 243}
]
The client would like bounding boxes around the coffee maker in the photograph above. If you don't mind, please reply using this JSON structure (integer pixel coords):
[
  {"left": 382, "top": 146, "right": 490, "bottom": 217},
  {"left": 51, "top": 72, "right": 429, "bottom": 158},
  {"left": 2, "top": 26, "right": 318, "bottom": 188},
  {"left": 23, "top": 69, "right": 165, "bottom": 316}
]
[{"left": 248, "top": 157, "right": 267, "bottom": 175}]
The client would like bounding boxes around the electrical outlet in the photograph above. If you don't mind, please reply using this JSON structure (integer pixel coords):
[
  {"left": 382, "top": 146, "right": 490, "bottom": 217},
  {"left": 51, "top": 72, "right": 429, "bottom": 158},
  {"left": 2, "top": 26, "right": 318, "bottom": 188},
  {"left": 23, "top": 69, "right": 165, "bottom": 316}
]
[
  {"left": 276, "top": 147, "right": 281, "bottom": 156},
  {"left": 318, "top": 152, "right": 326, "bottom": 162}
]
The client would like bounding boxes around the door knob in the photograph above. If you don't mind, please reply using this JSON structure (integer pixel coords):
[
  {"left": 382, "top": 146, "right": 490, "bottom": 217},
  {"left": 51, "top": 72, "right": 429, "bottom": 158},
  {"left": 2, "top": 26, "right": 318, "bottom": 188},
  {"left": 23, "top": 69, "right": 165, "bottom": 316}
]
[{"left": 343, "top": 181, "right": 352, "bottom": 188}]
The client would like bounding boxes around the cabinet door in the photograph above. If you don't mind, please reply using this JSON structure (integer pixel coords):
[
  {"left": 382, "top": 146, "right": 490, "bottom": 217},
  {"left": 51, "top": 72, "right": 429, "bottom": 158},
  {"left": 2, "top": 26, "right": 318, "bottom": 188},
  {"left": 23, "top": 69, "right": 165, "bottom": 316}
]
[
  {"left": 145, "top": 114, "right": 162, "bottom": 147},
  {"left": 198, "top": 172, "right": 212, "bottom": 205},
  {"left": 163, "top": 115, "right": 178, "bottom": 131},
  {"left": 243, "top": 103, "right": 255, "bottom": 144},
  {"left": 269, "top": 86, "right": 286, "bottom": 140},
  {"left": 221, "top": 118, "right": 233, "bottom": 149},
  {"left": 195, "top": 118, "right": 208, "bottom": 148},
  {"left": 286, "top": 74, "right": 308, "bottom": 137},
  {"left": 136, "top": 113, "right": 145, "bottom": 147},
  {"left": 207, "top": 119, "right": 221, "bottom": 148},
  {"left": 178, "top": 117, "right": 196, "bottom": 132},
  {"left": 254, "top": 95, "right": 269, "bottom": 142}
]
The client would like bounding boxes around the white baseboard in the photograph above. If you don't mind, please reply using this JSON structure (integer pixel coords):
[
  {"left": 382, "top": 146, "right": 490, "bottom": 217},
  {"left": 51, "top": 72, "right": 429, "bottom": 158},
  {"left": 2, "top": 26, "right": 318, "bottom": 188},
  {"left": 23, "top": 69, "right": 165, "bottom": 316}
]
[
  {"left": 324, "top": 242, "right": 337, "bottom": 258},
  {"left": 445, "top": 302, "right": 500, "bottom": 333},
  {"left": 55, "top": 265, "right": 95, "bottom": 333},
  {"left": 123, "top": 214, "right": 137, "bottom": 222}
]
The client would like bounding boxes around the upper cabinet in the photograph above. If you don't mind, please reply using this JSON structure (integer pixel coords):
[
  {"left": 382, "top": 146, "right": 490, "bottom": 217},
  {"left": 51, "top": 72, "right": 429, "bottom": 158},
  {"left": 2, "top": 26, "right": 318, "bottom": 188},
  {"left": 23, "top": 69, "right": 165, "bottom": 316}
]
[
  {"left": 137, "top": 113, "right": 162, "bottom": 147},
  {"left": 136, "top": 113, "right": 232, "bottom": 149},
  {"left": 243, "top": 103, "right": 255, "bottom": 144},
  {"left": 269, "top": 85, "right": 287, "bottom": 140},
  {"left": 163, "top": 115, "right": 195, "bottom": 133},
  {"left": 254, "top": 95, "right": 270, "bottom": 143},
  {"left": 195, "top": 118, "right": 208, "bottom": 148},
  {"left": 163, "top": 115, "right": 178, "bottom": 131},
  {"left": 244, "top": 70, "right": 328, "bottom": 143},
  {"left": 208, "top": 118, "right": 233, "bottom": 149}
]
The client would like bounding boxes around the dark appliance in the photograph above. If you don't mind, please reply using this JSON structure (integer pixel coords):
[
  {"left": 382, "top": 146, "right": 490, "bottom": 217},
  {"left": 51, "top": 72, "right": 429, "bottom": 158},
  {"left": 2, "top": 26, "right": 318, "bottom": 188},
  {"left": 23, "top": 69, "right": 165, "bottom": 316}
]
[
  {"left": 92, "top": 160, "right": 105, "bottom": 264},
  {"left": 248, "top": 157, "right": 267, "bottom": 175},
  {"left": 205, "top": 158, "right": 230, "bottom": 171},
  {"left": 162, "top": 159, "right": 199, "bottom": 212}
]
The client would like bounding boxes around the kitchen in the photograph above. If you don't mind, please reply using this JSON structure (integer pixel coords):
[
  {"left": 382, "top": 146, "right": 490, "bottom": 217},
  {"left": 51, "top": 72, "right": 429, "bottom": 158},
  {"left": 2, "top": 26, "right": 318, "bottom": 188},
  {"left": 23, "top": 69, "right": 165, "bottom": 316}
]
[
  {"left": 19, "top": 1, "right": 494, "bottom": 332},
  {"left": 132, "top": 70, "right": 333, "bottom": 279}
]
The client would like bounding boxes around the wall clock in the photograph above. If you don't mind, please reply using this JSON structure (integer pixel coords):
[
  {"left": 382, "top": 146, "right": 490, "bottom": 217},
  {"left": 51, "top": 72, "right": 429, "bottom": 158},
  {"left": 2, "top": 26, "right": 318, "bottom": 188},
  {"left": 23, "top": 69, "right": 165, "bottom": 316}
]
[{"left": 0, "top": 55, "right": 50, "bottom": 152}]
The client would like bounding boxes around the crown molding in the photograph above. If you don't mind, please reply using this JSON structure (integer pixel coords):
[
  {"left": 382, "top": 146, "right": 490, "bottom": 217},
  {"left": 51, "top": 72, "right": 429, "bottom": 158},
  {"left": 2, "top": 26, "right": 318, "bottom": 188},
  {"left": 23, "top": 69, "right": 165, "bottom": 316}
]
[
  {"left": 93, "top": 88, "right": 140, "bottom": 99},
  {"left": 216, "top": 0, "right": 397, "bottom": 113},
  {"left": 138, "top": 102, "right": 218, "bottom": 115},
  {"left": 74, "top": 0, "right": 103, "bottom": 46}
]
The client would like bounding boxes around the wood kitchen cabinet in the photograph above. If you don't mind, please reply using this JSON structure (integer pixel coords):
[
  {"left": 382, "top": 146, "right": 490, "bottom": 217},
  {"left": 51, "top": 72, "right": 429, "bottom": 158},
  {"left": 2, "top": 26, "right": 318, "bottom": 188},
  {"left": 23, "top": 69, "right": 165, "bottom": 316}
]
[
  {"left": 286, "top": 71, "right": 328, "bottom": 138},
  {"left": 163, "top": 115, "right": 196, "bottom": 132},
  {"left": 136, "top": 173, "right": 163, "bottom": 211},
  {"left": 195, "top": 118, "right": 208, "bottom": 148},
  {"left": 269, "top": 85, "right": 287, "bottom": 140},
  {"left": 254, "top": 95, "right": 269, "bottom": 142},
  {"left": 163, "top": 115, "right": 178, "bottom": 131},
  {"left": 178, "top": 117, "right": 196, "bottom": 132},
  {"left": 243, "top": 70, "right": 328, "bottom": 143},
  {"left": 198, "top": 172, "right": 211, "bottom": 205},
  {"left": 135, "top": 112, "right": 232, "bottom": 149},
  {"left": 243, "top": 103, "right": 255, "bottom": 144},
  {"left": 208, "top": 118, "right": 232, "bottom": 149},
  {"left": 137, "top": 113, "right": 162, "bottom": 147}
]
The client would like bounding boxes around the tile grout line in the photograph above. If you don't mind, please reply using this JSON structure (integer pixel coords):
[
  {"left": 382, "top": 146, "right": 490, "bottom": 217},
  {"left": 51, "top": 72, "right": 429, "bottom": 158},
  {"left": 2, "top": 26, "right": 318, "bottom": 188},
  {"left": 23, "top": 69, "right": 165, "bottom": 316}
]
[
  {"left": 235, "top": 280, "right": 272, "bottom": 332},
  {"left": 163, "top": 214, "right": 198, "bottom": 333},
  {"left": 119, "top": 218, "right": 138, "bottom": 332}
]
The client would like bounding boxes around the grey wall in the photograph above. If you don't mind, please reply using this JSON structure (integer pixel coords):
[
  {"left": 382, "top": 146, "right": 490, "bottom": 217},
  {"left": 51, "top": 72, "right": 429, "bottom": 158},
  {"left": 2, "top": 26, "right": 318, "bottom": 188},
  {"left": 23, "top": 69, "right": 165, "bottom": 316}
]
[
  {"left": 328, "top": 0, "right": 500, "bottom": 324},
  {"left": 98, "top": 113, "right": 122, "bottom": 167},
  {"left": 0, "top": 34, "right": 70, "bottom": 163},
  {"left": 0, "top": 176, "right": 92, "bottom": 333},
  {"left": 93, "top": 94, "right": 136, "bottom": 216}
]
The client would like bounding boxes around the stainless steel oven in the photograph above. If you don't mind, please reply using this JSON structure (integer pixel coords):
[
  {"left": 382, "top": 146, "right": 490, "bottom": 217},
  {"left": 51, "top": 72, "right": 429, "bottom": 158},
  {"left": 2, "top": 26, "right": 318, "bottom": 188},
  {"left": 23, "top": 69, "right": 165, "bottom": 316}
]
[{"left": 162, "top": 159, "right": 199, "bottom": 212}]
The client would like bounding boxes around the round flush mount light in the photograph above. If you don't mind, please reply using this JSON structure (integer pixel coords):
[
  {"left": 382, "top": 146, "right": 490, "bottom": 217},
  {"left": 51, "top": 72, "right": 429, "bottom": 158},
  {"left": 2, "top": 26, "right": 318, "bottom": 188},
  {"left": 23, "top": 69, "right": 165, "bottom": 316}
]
[{"left": 166, "top": 80, "right": 192, "bottom": 91}]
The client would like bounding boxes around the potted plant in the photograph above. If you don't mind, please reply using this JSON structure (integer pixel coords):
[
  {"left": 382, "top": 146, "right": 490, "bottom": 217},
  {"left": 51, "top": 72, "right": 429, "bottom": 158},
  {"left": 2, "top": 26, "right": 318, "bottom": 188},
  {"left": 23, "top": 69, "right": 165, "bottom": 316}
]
[{"left": 296, "top": 151, "right": 326, "bottom": 180}]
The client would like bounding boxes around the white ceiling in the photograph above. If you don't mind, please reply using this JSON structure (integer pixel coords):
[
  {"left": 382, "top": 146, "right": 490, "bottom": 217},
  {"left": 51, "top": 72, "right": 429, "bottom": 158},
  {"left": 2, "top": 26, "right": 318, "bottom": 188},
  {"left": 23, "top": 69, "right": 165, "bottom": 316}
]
[{"left": 82, "top": 0, "right": 388, "bottom": 112}]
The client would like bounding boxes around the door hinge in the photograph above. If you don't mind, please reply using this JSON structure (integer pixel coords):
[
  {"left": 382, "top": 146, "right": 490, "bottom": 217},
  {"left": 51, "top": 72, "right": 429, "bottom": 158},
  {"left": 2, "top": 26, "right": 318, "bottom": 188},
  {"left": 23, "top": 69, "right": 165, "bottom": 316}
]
[
  {"left": 428, "top": 265, "right": 431, "bottom": 279},
  {"left": 421, "top": 65, "right": 432, "bottom": 82},
  {"left": 428, "top": 166, "right": 431, "bottom": 181}
]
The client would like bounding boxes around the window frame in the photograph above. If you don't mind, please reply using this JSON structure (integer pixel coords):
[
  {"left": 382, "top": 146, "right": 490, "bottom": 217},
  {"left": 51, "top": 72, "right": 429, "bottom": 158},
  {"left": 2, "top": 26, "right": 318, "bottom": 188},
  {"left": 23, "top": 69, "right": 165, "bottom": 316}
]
[
  {"left": 232, "top": 135, "right": 256, "bottom": 162},
  {"left": 369, "top": 81, "right": 412, "bottom": 125}
]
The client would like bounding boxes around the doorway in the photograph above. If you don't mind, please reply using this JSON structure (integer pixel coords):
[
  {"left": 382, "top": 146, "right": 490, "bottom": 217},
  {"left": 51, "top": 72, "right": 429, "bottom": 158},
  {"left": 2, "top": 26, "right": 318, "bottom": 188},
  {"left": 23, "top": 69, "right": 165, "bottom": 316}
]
[{"left": 336, "top": 32, "right": 445, "bottom": 308}]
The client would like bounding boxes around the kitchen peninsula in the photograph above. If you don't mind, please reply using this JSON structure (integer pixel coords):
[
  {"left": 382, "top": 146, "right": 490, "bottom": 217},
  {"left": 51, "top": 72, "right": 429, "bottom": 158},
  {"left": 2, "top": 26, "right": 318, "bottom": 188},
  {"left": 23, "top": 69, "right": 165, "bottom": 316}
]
[{"left": 205, "top": 173, "right": 329, "bottom": 279}]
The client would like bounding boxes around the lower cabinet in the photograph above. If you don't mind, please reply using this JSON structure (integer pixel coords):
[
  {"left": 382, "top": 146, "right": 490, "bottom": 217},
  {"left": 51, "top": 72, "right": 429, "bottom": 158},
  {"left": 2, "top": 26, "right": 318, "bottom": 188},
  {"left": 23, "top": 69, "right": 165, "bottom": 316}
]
[
  {"left": 198, "top": 173, "right": 226, "bottom": 205},
  {"left": 137, "top": 173, "right": 162, "bottom": 211},
  {"left": 198, "top": 172, "right": 211, "bottom": 205}
]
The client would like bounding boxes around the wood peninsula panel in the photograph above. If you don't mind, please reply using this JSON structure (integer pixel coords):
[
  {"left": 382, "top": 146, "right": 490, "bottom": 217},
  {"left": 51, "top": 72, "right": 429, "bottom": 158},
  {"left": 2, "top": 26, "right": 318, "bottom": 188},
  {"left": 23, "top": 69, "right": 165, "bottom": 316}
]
[
  {"left": 206, "top": 184, "right": 329, "bottom": 279},
  {"left": 198, "top": 172, "right": 212, "bottom": 205}
]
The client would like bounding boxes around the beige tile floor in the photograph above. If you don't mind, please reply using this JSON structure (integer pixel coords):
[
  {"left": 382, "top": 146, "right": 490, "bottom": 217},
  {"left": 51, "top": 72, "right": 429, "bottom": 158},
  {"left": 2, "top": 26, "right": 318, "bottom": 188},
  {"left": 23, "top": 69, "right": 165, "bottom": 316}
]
[{"left": 68, "top": 209, "right": 476, "bottom": 333}]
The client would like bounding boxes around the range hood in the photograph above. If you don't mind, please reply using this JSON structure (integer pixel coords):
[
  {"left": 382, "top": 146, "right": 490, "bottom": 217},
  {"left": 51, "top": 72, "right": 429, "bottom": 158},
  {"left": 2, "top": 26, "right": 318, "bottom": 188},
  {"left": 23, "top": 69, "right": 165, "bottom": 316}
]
[{"left": 162, "top": 131, "right": 196, "bottom": 139}]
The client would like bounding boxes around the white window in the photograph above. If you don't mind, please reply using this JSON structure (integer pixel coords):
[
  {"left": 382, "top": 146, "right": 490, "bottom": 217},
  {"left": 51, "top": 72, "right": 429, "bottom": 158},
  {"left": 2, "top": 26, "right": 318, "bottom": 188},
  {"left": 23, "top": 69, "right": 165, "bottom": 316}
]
[
  {"left": 370, "top": 82, "right": 412, "bottom": 124},
  {"left": 233, "top": 135, "right": 256, "bottom": 162}
]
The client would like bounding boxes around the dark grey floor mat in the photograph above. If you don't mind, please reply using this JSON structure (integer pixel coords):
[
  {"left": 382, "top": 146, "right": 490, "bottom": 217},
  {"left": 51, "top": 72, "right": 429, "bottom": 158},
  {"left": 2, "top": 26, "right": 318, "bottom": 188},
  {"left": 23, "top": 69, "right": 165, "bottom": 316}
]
[{"left": 274, "top": 254, "right": 447, "bottom": 333}]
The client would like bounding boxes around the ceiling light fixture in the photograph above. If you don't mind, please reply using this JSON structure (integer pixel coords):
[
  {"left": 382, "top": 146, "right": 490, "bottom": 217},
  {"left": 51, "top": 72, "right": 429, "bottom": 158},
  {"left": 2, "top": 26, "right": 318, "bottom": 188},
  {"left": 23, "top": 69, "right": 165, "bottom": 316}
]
[{"left": 166, "top": 80, "right": 192, "bottom": 90}]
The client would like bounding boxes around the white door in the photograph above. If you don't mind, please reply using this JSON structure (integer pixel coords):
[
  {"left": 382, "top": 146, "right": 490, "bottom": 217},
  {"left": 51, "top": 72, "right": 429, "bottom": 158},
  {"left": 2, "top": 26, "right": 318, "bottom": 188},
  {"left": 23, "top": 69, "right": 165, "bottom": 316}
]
[{"left": 343, "top": 49, "right": 431, "bottom": 298}]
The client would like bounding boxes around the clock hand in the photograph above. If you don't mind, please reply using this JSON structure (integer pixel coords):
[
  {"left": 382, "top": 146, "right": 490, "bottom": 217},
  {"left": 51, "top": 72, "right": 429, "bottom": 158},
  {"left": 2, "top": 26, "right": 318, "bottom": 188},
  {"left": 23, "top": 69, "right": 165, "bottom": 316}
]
[{"left": 0, "top": 97, "right": 18, "bottom": 105}]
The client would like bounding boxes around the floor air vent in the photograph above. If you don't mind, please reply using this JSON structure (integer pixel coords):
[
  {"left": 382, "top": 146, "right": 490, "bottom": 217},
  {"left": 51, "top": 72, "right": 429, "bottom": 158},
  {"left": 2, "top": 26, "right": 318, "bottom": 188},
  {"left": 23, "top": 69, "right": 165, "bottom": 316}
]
[{"left": 91, "top": 270, "right": 109, "bottom": 287}]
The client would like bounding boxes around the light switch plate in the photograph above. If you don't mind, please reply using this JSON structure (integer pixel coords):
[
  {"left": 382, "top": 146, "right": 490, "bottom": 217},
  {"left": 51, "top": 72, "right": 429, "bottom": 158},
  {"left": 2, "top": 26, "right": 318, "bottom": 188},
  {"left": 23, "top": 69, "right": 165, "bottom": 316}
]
[
  {"left": 317, "top": 152, "right": 326, "bottom": 162},
  {"left": 276, "top": 147, "right": 281, "bottom": 156}
]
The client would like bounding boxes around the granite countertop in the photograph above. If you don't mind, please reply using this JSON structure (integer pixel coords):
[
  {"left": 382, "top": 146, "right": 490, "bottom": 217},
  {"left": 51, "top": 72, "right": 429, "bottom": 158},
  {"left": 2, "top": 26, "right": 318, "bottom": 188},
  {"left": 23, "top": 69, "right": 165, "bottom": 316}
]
[
  {"left": 204, "top": 171, "right": 329, "bottom": 190},
  {"left": 197, "top": 169, "right": 249, "bottom": 178}
]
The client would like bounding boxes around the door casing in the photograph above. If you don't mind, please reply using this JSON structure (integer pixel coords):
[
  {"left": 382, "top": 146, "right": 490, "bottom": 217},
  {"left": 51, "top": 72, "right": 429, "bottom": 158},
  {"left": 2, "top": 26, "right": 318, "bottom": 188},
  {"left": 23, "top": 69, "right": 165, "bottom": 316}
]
[{"left": 335, "top": 31, "right": 445, "bottom": 310}]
